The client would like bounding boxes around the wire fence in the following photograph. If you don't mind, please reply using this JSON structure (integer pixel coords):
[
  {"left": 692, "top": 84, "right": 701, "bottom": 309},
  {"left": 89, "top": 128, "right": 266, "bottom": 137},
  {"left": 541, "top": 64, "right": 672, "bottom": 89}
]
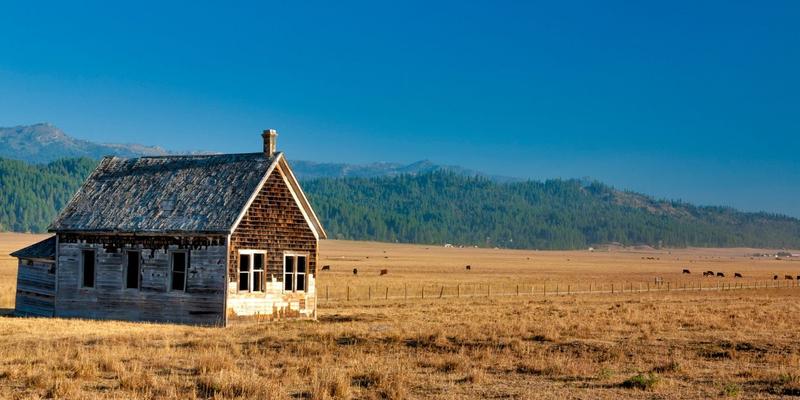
[{"left": 317, "top": 278, "right": 800, "bottom": 304}]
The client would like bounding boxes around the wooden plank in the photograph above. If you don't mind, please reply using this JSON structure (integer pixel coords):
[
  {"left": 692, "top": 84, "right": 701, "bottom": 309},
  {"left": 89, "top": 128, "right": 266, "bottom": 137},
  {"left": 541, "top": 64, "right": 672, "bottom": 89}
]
[{"left": 54, "top": 236, "right": 227, "bottom": 326}]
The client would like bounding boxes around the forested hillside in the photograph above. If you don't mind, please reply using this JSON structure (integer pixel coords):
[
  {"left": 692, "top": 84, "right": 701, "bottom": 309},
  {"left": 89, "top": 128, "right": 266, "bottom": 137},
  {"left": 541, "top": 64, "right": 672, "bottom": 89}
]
[
  {"left": 303, "top": 172, "right": 800, "bottom": 249},
  {"left": 2, "top": 157, "right": 799, "bottom": 249},
  {"left": 0, "top": 157, "right": 98, "bottom": 232}
]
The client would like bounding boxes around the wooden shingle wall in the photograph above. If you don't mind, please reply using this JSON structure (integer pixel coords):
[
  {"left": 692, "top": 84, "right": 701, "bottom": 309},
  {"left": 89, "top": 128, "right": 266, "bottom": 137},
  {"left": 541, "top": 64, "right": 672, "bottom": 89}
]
[
  {"left": 56, "top": 234, "right": 227, "bottom": 326},
  {"left": 228, "top": 166, "right": 318, "bottom": 320}
]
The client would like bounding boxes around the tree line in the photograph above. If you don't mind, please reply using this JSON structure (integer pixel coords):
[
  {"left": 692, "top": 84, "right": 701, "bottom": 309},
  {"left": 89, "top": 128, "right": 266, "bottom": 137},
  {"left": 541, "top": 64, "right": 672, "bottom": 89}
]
[
  {"left": 302, "top": 172, "right": 800, "bottom": 249},
  {"left": 2, "top": 157, "right": 799, "bottom": 249}
]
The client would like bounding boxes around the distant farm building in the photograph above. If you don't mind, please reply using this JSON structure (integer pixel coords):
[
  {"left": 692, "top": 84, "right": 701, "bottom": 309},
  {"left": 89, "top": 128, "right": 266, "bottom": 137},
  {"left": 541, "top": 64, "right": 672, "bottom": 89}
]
[{"left": 10, "top": 130, "right": 326, "bottom": 326}]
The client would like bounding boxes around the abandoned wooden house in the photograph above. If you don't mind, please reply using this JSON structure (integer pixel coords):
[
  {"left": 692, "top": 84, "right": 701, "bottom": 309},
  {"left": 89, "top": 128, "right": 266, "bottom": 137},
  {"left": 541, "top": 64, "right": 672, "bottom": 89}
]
[{"left": 10, "top": 129, "right": 326, "bottom": 326}]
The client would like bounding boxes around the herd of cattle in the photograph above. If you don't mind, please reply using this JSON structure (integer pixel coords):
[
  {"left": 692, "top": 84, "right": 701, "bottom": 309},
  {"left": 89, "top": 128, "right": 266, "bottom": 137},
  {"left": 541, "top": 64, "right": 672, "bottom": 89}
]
[
  {"left": 682, "top": 269, "right": 799, "bottom": 280},
  {"left": 321, "top": 264, "right": 797, "bottom": 280},
  {"left": 318, "top": 266, "right": 389, "bottom": 276},
  {"left": 320, "top": 264, "right": 471, "bottom": 276}
]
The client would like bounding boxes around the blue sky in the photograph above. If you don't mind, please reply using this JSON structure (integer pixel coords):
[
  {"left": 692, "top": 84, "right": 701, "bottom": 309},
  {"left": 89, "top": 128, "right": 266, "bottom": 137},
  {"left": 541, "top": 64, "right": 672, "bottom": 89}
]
[{"left": 1, "top": 1, "right": 798, "bottom": 217}]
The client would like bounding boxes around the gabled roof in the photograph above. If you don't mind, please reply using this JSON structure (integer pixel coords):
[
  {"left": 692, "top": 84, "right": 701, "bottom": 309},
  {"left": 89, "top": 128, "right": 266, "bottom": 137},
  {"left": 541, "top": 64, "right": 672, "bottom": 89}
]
[
  {"left": 47, "top": 152, "right": 325, "bottom": 238},
  {"left": 10, "top": 236, "right": 56, "bottom": 260}
]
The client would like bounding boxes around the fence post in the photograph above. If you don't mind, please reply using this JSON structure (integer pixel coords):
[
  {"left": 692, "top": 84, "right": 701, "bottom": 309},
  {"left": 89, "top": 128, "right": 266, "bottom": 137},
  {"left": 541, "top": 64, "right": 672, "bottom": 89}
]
[
  {"left": 647, "top": 282, "right": 649, "bottom": 292},
  {"left": 612, "top": 283, "right": 614, "bottom": 294},
  {"left": 422, "top": 286, "right": 425, "bottom": 299},
  {"left": 457, "top": 284, "right": 460, "bottom": 298},
  {"left": 556, "top": 284, "right": 559, "bottom": 295},
  {"left": 487, "top": 284, "right": 491, "bottom": 297},
  {"left": 326, "top": 285, "right": 329, "bottom": 302},
  {"left": 347, "top": 285, "right": 350, "bottom": 301},
  {"left": 516, "top": 284, "right": 519, "bottom": 296},
  {"left": 439, "top": 286, "right": 444, "bottom": 299},
  {"left": 385, "top": 286, "right": 389, "bottom": 300},
  {"left": 667, "top": 282, "right": 670, "bottom": 292},
  {"left": 404, "top": 284, "right": 407, "bottom": 301},
  {"left": 369, "top": 286, "right": 372, "bottom": 301},
  {"left": 567, "top": 285, "right": 570, "bottom": 295}
]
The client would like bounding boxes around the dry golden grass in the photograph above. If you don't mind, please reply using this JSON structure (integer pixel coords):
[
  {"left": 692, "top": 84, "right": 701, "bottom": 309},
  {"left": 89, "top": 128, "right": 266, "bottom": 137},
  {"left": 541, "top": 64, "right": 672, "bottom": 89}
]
[
  {"left": 1, "top": 233, "right": 800, "bottom": 399},
  {"left": 317, "top": 240, "right": 800, "bottom": 301}
]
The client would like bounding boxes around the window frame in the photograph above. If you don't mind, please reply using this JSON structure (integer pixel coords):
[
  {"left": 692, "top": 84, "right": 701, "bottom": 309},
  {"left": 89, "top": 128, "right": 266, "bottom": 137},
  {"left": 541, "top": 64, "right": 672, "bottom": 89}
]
[
  {"left": 79, "top": 248, "right": 96, "bottom": 289},
  {"left": 169, "top": 250, "right": 189, "bottom": 292},
  {"left": 238, "top": 250, "right": 266, "bottom": 293},
  {"left": 124, "top": 249, "right": 141, "bottom": 290},
  {"left": 283, "top": 252, "right": 309, "bottom": 293}
]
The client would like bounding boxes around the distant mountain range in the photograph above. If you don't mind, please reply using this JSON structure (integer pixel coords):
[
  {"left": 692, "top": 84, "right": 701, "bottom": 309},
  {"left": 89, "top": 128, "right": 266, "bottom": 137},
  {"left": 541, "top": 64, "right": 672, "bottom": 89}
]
[
  {"left": 0, "top": 123, "right": 172, "bottom": 162},
  {"left": 0, "top": 123, "right": 512, "bottom": 181},
  {"left": 1, "top": 123, "right": 799, "bottom": 249}
]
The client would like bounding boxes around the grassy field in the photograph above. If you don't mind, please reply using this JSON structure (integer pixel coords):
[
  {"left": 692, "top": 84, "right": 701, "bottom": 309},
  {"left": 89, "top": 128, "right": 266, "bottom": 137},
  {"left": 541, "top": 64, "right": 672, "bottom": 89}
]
[{"left": 1, "top": 233, "right": 800, "bottom": 399}]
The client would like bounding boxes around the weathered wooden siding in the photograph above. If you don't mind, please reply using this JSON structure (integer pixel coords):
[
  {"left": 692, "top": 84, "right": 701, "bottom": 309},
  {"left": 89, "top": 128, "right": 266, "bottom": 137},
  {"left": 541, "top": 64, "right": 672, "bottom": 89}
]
[
  {"left": 228, "top": 165, "right": 318, "bottom": 320},
  {"left": 15, "top": 259, "right": 56, "bottom": 317},
  {"left": 56, "top": 234, "right": 227, "bottom": 326}
]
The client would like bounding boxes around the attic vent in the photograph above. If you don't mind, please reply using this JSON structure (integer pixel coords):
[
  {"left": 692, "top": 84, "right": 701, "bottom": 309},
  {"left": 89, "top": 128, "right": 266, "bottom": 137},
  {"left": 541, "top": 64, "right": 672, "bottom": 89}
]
[{"left": 160, "top": 200, "right": 175, "bottom": 212}]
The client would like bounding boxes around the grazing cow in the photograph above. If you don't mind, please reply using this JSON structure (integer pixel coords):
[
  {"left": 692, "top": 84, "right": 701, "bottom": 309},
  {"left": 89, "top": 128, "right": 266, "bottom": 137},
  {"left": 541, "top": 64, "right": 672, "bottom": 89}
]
[
  {"left": 465, "top": 265, "right": 471, "bottom": 271},
  {"left": 321, "top": 265, "right": 331, "bottom": 271},
  {"left": 734, "top": 273, "right": 743, "bottom": 278},
  {"left": 352, "top": 268, "right": 358, "bottom": 276},
  {"left": 380, "top": 269, "right": 388, "bottom": 276},
  {"left": 774, "top": 275, "right": 779, "bottom": 280},
  {"left": 797, "top": 275, "right": 800, "bottom": 281},
  {"left": 716, "top": 272, "right": 725, "bottom": 277},
  {"left": 682, "top": 269, "right": 691, "bottom": 274},
  {"left": 785, "top": 275, "right": 794, "bottom": 280},
  {"left": 703, "top": 271, "right": 714, "bottom": 277}
]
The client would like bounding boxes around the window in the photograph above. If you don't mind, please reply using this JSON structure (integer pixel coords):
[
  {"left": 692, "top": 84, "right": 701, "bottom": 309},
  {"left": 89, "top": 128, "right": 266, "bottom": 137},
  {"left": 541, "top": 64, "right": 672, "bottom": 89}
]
[
  {"left": 171, "top": 251, "right": 188, "bottom": 291},
  {"left": 125, "top": 250, "right": 140, "bottom": 289},
  {"left": 284, "top": 256, "right": 294, "bottom": 291},
  {"left": 81, "top": 249, "right": 95, "bottom": 288},
  {"left": 238, "top": 250, "right": 266, "bottom": 293},
  {"left": 239, "top": 253, "right": 250, "bottom": 291},
  {"left": 253, "top": 253, "right": 264, "bottom": 292},
  {"left": 283, "top": 254, "right": 308, "bottom": 292},
  {"left": 296, "top": 256, "right": 306, "bottom": 292}
]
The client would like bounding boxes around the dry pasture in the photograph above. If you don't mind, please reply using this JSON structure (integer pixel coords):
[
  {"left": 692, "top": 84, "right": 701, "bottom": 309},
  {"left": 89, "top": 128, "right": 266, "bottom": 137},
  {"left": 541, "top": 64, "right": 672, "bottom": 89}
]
[{"left": 1, "top": 233, "right": 800, "bottom": 399}]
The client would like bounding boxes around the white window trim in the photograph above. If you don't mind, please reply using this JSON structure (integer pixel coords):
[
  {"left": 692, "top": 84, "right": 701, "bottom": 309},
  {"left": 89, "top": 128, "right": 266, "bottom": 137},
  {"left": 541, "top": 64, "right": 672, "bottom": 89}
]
[
  {"left": 169, "top": 250, "right": 189, "bottom": 292},
  {"left": 124, "top": 249, "right": 141, "bottom": 291},
  {"left": 79, "top": 248, "right": 96, "bottom": 290},
  {"left": 283, "top": 252, "right": 310, "bottom": 293},
  {"left": 238, "top": 250, "right": 266, "bottom": 293}
]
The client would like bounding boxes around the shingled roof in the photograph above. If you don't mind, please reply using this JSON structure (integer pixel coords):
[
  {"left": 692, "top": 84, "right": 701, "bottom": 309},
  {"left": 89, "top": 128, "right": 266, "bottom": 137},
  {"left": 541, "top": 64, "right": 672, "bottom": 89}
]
[
  {"left": 49, "top": 153, "right": 279, "bottom": 234},
  {"left": 10, "top": 236, "right": 56, "bottom": 260}
]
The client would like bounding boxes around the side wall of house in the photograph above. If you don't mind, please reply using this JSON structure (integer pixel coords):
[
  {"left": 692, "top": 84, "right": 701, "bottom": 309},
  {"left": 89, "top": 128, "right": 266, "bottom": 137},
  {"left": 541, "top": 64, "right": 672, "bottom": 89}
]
[
  {"left": 15, "top": 258, "right": 56, "bottom": 317},
  {"left": 55, "top": 234, "right": 227, "bottom": 326},
  {"left": 228, "top": 165, "right": 318, "bottom": 320}
]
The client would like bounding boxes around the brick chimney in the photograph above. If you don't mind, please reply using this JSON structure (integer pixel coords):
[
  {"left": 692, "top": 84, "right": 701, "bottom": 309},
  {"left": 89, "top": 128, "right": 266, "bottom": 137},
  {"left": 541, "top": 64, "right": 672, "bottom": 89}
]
[{"left": 261, "top": 129, "right": 278, "bottom": 157}]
